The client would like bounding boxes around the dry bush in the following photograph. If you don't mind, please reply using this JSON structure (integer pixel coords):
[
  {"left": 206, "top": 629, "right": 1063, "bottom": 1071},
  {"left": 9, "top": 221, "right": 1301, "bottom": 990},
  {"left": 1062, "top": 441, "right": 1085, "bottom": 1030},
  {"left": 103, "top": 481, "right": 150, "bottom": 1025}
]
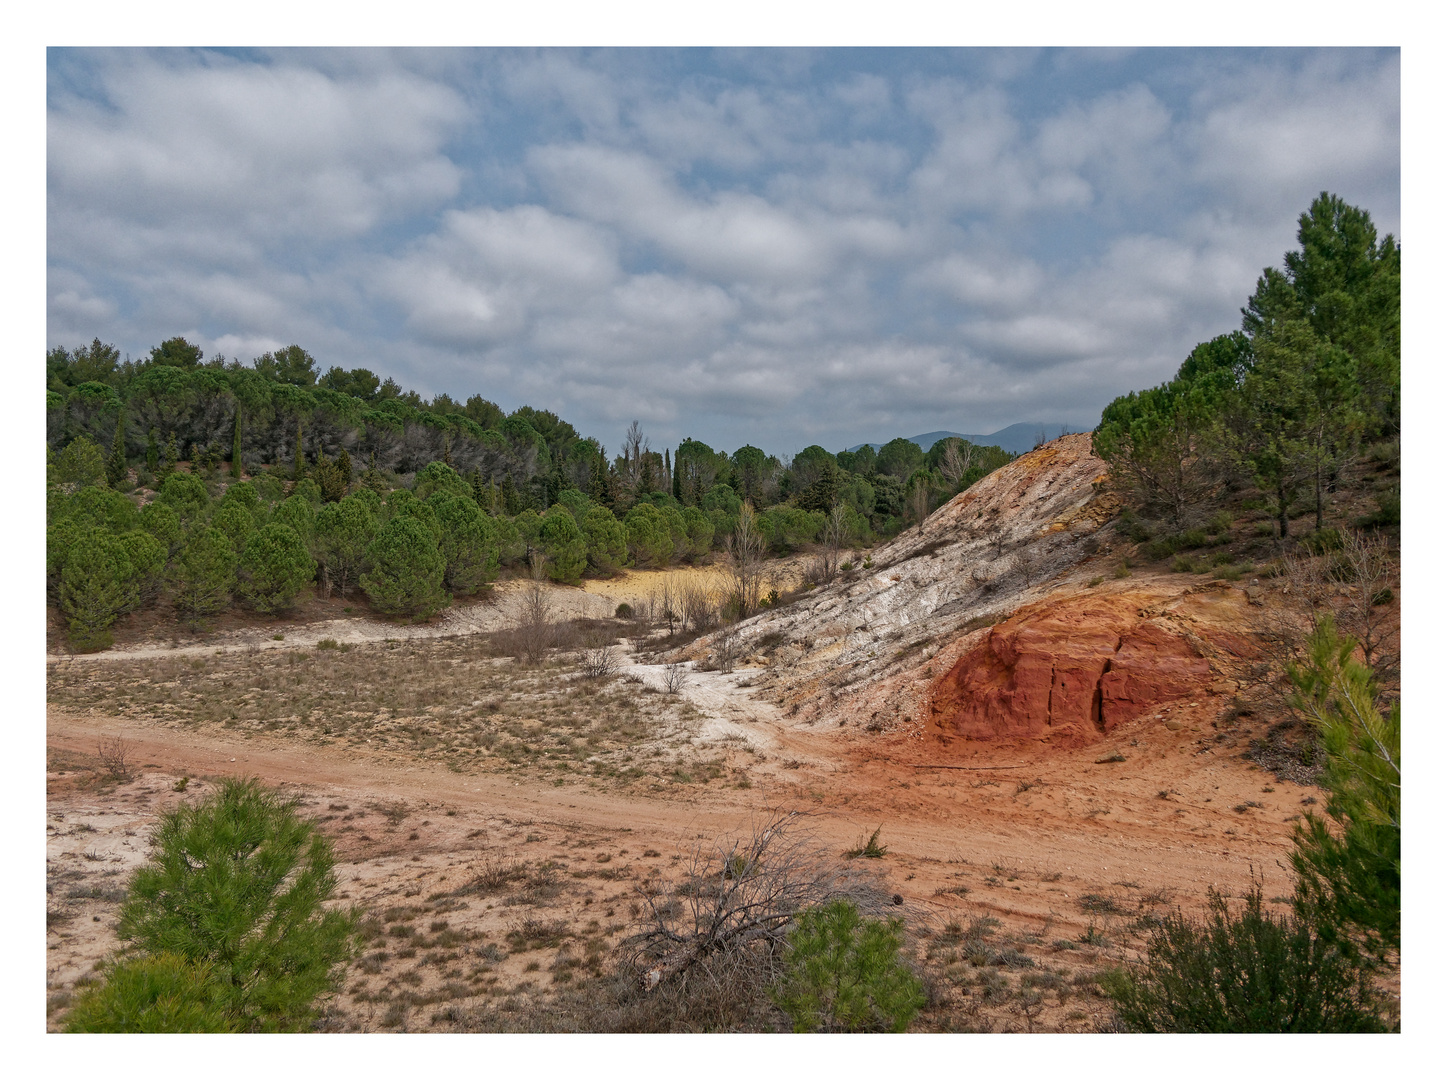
[
  {"left": 662, "top": 663, "right": 688, "bottom": 695},
  {"left": 1009, "top": 549, "right": 1039, "bottom": 588},
  {"left": 577, "top": 642, "right": 619, "bottom": 679},
  {"left": 510, "top": 562, "right": 554, "bottom": 665},
  {"left": 724, "top": 503, "right": 766, "bottom": 618},
  {"left": 96, "top": 736, "right": 132, "bottom": 782},
  {"left": 678, "top": 580, "right": 722, "bottom": 634},
  {"left": 707, "top": 622, "right": 741, "bottom": 674},
  {"left": 621, "top": 811, "right": 888, "bottom": 990}
]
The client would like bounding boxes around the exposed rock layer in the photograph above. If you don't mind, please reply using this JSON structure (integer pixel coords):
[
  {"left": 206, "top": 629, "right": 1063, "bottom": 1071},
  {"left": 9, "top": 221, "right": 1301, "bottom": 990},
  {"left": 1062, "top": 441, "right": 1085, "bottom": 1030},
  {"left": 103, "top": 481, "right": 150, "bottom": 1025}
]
[{"left": 928, "top": 594, "right": 1212, "bottom": 748}]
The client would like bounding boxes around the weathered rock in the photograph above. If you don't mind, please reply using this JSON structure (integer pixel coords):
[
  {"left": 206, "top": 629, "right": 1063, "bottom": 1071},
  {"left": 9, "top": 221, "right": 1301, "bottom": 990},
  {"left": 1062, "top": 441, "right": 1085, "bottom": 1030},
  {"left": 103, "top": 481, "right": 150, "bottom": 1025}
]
[{"left": 929, "top": 594, "right": 1213, "bottom": 748}]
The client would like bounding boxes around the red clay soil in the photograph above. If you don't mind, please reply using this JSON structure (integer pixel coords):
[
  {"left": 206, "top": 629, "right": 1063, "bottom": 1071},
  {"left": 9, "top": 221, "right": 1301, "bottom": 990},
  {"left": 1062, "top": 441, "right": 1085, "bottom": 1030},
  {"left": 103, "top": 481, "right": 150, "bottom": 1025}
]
[{"left": 929, "top": 591, "right": 1251, "bottom": 748}]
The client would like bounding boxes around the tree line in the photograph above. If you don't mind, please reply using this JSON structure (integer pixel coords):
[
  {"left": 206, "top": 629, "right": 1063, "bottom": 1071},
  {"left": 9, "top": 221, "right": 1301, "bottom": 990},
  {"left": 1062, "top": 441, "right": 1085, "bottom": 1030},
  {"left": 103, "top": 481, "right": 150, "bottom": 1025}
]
[
  {"left": 47, "top": 339, "right": 1015, "bottom": 651},
  {"left": 1093, "top": 192, "right": 1399, "bottom": 541}
]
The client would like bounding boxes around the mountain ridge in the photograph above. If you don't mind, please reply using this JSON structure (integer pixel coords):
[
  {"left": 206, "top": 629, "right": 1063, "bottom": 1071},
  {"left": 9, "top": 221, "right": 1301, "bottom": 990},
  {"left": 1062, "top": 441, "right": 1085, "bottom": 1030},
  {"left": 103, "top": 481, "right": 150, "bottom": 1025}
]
[{"left": 847, "top": 422, "right": 1091, "bottom": 457}]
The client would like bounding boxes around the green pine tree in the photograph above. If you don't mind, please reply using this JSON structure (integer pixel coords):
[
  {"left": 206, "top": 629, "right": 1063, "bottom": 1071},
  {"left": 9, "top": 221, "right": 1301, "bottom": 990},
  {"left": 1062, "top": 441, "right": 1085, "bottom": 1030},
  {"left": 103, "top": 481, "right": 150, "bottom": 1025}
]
[
  {"left": 106, "top": 411, "right": 128, "bottom": 488},
  {"left": 501, "top": 474, "right": 522, "bottom": 516},
  {"left": 292, "top": 419, "right": 305, "bottom": 482},
  {"left": 231, "top": 407, "right": 243, "bottom": 479}
]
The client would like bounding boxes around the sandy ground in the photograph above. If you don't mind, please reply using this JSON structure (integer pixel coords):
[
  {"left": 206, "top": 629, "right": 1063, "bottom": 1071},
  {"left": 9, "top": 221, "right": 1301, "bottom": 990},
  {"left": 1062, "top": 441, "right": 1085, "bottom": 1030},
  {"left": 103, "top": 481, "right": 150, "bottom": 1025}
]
[{"left": 45, "top": 608, "right": 1322, "bottom": 1032}]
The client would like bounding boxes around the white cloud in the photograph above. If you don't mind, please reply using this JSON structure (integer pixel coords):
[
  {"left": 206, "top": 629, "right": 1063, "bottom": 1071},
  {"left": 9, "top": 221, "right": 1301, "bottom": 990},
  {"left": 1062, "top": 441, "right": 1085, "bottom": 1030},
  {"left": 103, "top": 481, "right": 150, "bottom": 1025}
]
[
  {"left": 46, "top": 48, "right": 1401, "bottom": 453},
  {"left": 49, "top": 52, "right": 466, "bottom": 247}
]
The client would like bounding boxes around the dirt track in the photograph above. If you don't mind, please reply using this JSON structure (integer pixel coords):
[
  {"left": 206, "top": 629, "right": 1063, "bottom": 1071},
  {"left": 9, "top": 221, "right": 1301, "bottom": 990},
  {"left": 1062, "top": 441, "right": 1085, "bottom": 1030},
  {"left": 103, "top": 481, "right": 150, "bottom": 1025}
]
[{"left": 46, "top": 622, "right": 1311, "bottom": 1032}]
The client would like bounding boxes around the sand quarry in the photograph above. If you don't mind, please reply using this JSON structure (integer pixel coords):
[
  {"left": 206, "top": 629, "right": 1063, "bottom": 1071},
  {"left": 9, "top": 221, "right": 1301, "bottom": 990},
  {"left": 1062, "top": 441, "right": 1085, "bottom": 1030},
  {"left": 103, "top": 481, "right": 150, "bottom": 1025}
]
[{"left": 45, "top": 436, "right": 1381, "bottom": 1033}]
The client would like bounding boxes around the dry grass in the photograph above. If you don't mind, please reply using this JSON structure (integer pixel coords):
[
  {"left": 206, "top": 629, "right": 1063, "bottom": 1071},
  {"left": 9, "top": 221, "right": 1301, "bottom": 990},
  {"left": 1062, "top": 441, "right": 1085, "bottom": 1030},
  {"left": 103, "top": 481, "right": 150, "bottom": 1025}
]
[{"left": 47, "top": 636, "right": 726, "bottom": 790}]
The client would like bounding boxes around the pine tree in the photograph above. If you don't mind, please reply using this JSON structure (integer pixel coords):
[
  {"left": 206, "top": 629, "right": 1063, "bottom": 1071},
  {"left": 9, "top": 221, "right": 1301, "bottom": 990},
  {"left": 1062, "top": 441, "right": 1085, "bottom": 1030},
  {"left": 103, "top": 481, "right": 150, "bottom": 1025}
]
[
  {"left": 106, "top": 411, "right": 128, "bottom": 488},
  {"left": 292, "top": 419, "right": 305, "bottom": 481},
  {"left": 230, "top": 407, "right": 243, "bottom": 479},
  {"left": 335, "top": 448, "right": 352, "bottom": 495},
  {"left": 470, "top": 469, "right": 486, "bottom": 507},
  {"left": 589, "top": 450, "right": 611, "bottom": 507},
  {"left": 501, "top": 474, "right": 522, "bottom": 516},
  {"left": 671, "top": 448, "right": 683, "bottom": 502},
  {"left": 162, "top": 432, "right": 179, "bottom": 478},
  {"left": 442, "top": 433, "right": 453, "bottom": 466}
]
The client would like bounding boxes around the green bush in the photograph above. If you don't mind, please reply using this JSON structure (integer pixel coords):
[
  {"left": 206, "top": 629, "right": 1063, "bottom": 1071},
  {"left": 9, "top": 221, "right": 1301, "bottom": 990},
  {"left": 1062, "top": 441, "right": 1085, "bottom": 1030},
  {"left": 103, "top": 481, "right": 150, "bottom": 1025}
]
[
  {"left": 158, "top": 471, "right": 210, "bottom": 521},
  {"left": 171, "top": 527, "right": 238, "bottom": 619},
  {"left": 431, "top": 495, "right": 499, "bottom": 594},
  {"left": 583, "top": 505, "right": 629, "bottom": 575},
  {"left": 270, "top": 492, "right": 317, "bottom": 543},
  {"left": 772, "top": 899, "right": 925, "bottom": 1033},
  {"left": 1301, "top": 527, "right": 1344, "bottom": 556},
  {"left": 113, "top": 778, "right": 358, "bottom": 1032},
  {"left": 313, "top": 495, "right": 380, "bottom": 597},
  {"left": 361, "top": 516, "right": 449, "bottom": 618},
  {"left": 1287, "top": 617, "right": 1400, "bottom": 961},
  {"left": 210, "top": 501, "right": 257, "bottom": 553},
  {"left": 413, "top": 460, "right": 471, "bottom": 502},
  {"left": 624, "top": 503, "right": 674, "bottom": 568},
  {"left": 56, "top": 527, "right": 164, "bottom": 651},
  {"left": 64, "top": 953, "right": 237, "bottom": 1033},
  {"left": 1101, "top": 883, "right": 1389, "bottom": 1032},
  {"left": 53, "top": 435, "right": 108, "bottom": 490},
  {"left": 236, "top": 523, "right": 314, "bottom": 614},
  {"left": 539, "top": 505, "right": 588, "bottom": 585}
]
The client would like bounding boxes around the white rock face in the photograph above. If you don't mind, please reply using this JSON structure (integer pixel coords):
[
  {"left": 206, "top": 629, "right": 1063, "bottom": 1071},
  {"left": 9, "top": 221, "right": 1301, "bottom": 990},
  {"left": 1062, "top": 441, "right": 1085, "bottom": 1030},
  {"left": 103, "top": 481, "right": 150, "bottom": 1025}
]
[{"left": 684, "top": 434, "right": 1117, "bottom": 720}]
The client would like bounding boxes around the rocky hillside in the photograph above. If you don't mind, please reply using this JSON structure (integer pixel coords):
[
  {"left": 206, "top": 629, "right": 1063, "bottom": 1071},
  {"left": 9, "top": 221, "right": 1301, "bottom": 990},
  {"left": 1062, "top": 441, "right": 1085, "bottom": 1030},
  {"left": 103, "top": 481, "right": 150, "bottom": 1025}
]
[{"left": 687, "top": 433, "right": 1261, "bottom": 750}]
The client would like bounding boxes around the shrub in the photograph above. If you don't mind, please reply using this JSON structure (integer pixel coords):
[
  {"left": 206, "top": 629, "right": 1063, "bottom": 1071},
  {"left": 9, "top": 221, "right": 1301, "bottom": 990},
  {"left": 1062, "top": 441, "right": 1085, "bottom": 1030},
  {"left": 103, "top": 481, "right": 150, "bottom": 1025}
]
[
  {"left": 64, "top": 954, "right": 237, "bottom": 1033},
  {"left": 539, "top": 506, "right": 588, "bottom": 585},
  {"left": 624, "top": 503, "right": 673, "bottom": 568},
  {"left": 361, "top": 516, "right": 449, "bottom": 619},
  {"left": 1101, "top": 883, "right": 1389, "bottom": 1032},
  {"left": 313, "top": 495, "right": 380, "bottom": 597},
  {"left": 210, "top": 501, "right": 257, "bottom": 553},
  {"left": 53, "top": 435, "right": 108, "bottom": 490},
  {"left": 432, "top": 495, "right": 499, "bottom": 595},
  {"left": 236, "top": 523, "right": 314, "bottom": 614},
  {"left": 171, "top": 527, "right": 238, "bottom": 619},
  {"left": 114, "top": 778, "right": 358, "bottom": 1032},
  {"left": 584, "top": 506, "right": 629, "bottom": 575},
  {"left": 158, "top": 471, "right": 210, "bottom": 521},
  {"left": 773, "top": 899, "right": 925, "bottom": 1033},
  {"left": 1287, "top": 617, "right": 1400, "bottom": 961},
  {"left": 57, "top": 527, "right": 163, "bottom": 651}
]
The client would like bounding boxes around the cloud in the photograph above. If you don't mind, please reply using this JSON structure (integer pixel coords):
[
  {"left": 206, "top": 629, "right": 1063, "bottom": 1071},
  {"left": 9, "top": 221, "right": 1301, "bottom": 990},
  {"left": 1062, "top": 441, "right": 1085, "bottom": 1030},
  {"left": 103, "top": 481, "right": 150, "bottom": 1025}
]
[
  {"left": 49, "top": 51, "right": 466, "bottom": 250},
  {"left": 46, "top": 48, "right": 1401, "bottom": 454}
]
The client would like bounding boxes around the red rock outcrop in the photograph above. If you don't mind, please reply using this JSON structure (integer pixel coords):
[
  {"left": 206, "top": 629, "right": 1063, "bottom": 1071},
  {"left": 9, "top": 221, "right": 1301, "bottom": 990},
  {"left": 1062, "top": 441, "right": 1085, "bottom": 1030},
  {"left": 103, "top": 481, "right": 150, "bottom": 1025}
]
[{"left": 929, "top": 594, "right": 1212, "bottom": 748}]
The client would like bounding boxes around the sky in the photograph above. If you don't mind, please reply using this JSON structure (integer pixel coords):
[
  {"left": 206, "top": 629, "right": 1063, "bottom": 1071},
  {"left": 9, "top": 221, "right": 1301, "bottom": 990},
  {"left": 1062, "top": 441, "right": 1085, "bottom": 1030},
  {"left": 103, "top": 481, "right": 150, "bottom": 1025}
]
[{"left": 46, "top": 47, "right": 1400, "bottom": 457}]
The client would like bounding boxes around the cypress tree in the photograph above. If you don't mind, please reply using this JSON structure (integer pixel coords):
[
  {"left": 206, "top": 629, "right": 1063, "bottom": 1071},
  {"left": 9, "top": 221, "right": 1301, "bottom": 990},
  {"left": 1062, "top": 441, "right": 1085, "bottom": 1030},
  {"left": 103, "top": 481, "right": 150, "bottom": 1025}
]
[
  {"left": 501, "top": 474, "right": 522, "bottom": 516},
  {"left": 106, "top": 411, "right": 128, "bottom": 488},
  {"left": 671, "top": 448, "right": 683, "bottom": 502},
  {"left": 589, "top": 450, "right": 611, "bottom": 507},
  {"left": 292, "top": 419, "right": 305, "bottom": 481},
  {"left": 335, "top": 448, "right": 352, "bottom": 495},
  {"left": 470, "top": 469, "right": 486, "bottom": 507},
  {"left": 230, "top": 407, "right": 243, "bottom": 479},
  {"left": 162, "top": 432, "right": 179, "bottom": 478}
]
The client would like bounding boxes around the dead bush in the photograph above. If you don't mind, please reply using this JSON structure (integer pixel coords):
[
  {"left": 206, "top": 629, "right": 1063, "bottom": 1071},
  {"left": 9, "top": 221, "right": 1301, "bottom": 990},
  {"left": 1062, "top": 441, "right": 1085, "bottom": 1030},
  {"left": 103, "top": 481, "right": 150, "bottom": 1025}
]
[
  {"left": 96, "top": 736, "right": 132, "bottom": 782},
  {"left": 662, "top": 662, "right": 688, "bottom": 695},
  {"left": 621, "top": 811, "right": 887, "bottom": 991}
]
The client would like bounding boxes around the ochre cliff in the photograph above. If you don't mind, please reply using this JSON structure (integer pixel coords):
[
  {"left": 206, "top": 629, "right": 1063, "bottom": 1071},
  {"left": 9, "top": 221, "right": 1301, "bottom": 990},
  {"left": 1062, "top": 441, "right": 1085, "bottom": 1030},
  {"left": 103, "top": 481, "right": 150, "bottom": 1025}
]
[{"left": 927, "top": 593, "right": 1215, "bottom": 748}]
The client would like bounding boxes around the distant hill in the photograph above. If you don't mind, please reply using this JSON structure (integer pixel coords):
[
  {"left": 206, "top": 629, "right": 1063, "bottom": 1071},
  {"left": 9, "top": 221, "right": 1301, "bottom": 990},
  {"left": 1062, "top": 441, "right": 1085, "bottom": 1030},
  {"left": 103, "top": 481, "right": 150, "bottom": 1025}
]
[{"left": 847, "top": 423, "right": 1090, "bottom": 457}]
